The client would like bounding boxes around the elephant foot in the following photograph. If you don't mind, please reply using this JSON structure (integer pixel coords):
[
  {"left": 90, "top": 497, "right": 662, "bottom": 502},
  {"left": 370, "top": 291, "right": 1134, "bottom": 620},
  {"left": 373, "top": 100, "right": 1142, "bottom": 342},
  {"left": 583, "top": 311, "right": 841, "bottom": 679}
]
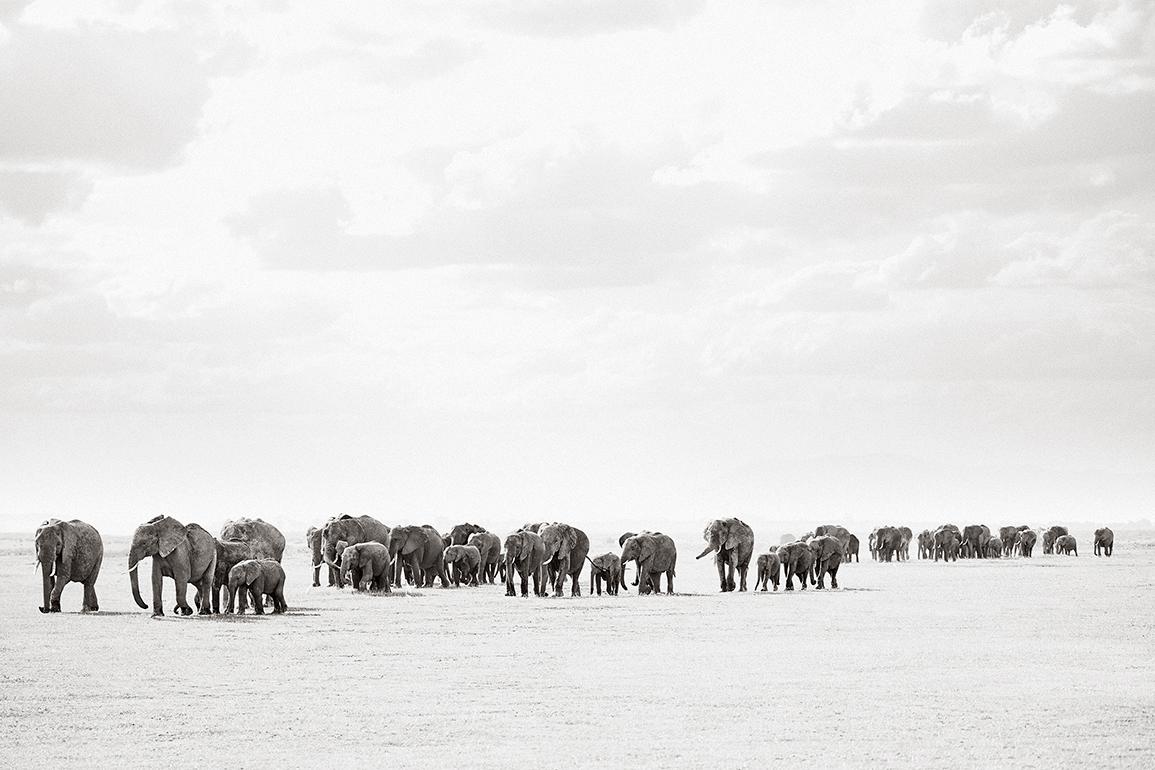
[
  {"left": 82, "top": 605, "right": 99, "bottom": 613},
  {"left": 178, "top": 606, "right": 193, "bottom": 616},
  {"left": 198, "top": 608, "right": 211, "bottom": 616},
  {"left": 152, "top": 610, "right": 164, "bottom": 617},
  {"left": 38, "top": 606, "right": 49, "bottom": 613}
]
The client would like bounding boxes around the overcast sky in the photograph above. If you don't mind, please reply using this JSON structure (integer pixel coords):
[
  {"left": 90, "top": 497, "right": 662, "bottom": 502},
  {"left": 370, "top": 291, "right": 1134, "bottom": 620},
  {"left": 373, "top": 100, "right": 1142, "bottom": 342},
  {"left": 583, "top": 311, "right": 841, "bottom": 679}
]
[{"left": 2, "top": 0, "right": 1153, "bottom": 538}]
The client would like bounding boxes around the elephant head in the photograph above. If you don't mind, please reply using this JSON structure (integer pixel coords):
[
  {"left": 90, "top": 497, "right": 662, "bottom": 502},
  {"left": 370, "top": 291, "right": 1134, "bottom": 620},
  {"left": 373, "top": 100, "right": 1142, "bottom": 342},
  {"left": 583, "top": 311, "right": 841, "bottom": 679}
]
[
  {"left": 504, "top": 531, "right": 533, "bottom": 562},
  {"left": 228, "top": 559, "right": 264, "bottom": 588},
  {"left": 447, "top": 523, "right": 486, "bottom": 546},
  {"left": 127, "top": 516, "right": 188, "bottom": 610},
  {"left": 697, "top": 519, "right": 739, "bottom": 560},
  {"left": 540, "top": 524, "right": 577, "bottom": 565},
  {"left": 389, "top": 526, "right": 429, "bottom": 560},
  {"left": 35, "top": 519, "right": 68, "bottom": 613},
  {"left": 618, "top": 531, "right": 638, "bottom": 548}
]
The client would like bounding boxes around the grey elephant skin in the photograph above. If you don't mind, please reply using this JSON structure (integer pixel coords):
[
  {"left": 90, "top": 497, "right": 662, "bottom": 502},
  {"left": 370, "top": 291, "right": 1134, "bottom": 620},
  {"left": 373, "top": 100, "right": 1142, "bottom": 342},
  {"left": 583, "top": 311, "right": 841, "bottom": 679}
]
[
  {"left": 443, "top": 544, "right": 482, "bottom": 586},
  {"left": 220, "top": 517, "right": 285, "bottom": 560},
  {"left": 754, "top": 550, "right": 779, "bottom": 591},
  {"left": 1042, "top": 526, "right": 1068, "bottom": 555},
  {"left": 227, "top": 559, "right": 287, "bottom": 614},
  {"left": 340, "top": 542, "right": 392, "bottom": 592},
  {"left": 1094, "top": 527, "right": 1114, "bottom": 557},
  {"left": 446, "top": 522, "right": 487, "bottom": 546},
  {"left": 777, "top": 541, "right": 814, "bottom": 590},
  {"left": 35, "top": 519, "right": 103, "bottom": 613},
  {"left": 322, "top": 515, "right": 391, "bottom": 587},
  {"left": 540, "top": 523, "right": 590, "bottom": 597},
  {"left": 467, "top": 531, "right": 502, "bottom": 583},
  {"left": 1014, "top": 529, "right": 1037, "bottom": 557},
  {"left": 620, "top": 533, "right": 676, "bottom": 594},
  {"left": 504, "top": 529, "right": 545, "bottom": 597},
  {"left": 697, "top": 518, "right": 754, "bottom": 592},
  {"left": 307, "top": 521, "right": 338, "bottom": 587},
  {"left": 587, "top": 552, "right": 624, "bottom": 595},
  {"left": 1055, "top": 535, "right": 1078, "bottom": 556},
  {"left": 808, "top": 535, "right": 843, "bottom": 588},
  {"left": 128, "top": 515, "right": 217, "bottom": 616},
  {"left": 213, "top": 538, "right": 265, "bottom": 613},
  {"left": 389, "top": 524, "right": 448, "bottom": 588}
]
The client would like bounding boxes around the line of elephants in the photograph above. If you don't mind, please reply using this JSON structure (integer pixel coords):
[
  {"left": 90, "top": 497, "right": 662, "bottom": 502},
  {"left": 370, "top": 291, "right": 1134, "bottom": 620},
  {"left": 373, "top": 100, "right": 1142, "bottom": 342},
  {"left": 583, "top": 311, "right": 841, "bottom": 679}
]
[{"left": 31, "top": 515, "right": 1116, "bottom": 614}]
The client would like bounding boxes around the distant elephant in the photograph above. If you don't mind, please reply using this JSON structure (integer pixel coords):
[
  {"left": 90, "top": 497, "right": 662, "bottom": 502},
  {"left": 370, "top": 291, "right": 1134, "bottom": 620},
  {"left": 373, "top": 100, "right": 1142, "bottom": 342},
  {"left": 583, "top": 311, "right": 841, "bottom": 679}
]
[
  {"left": 897, "top": 527, "right": 913, "bottom": 560},
  {"left": 35, "top": 518, "right": 103, "bottom": 613},
  {"left": 808, "top": 535, "right": 843, "bottom": 585},
  {"left": 754, "top": 551, "right": 780, "bottom": 591},
  {"left": 504, "top": 529, "right": 545, "bottom": 597},
  {"left": 446, "top": 522, "right": 487, "bottom": 546},
  {"left": 1042, "top": 526, "right": 1068, "bottom": 555},
  {"left": 846, "top": 534, "right": 860, "bottom": 563},
  {"left": 587, "top": 553, "right": 624, "bottom": 596},
  {"left": 340, "top": 542, "right": 392, "bottom": 592},
  {"left": 307, "top": 522, "right": 338, "bottom": 587},
  {"left": 778, "top": 541, "right": 814, "bottom": 590},
  {"left": 227, "top": 559, "right": 287, "bottom": 614},
  {"left": 322, "top": 515, "right": 391, "bottom": 581},
  {"left": 933, "top": 526, "right": 960, "bottom": 562},
  {"left": 1094, "top": 527, "right": 1113, "bottom": 557},
  {"left": 917, "top": 530, "right": 933, "bottom": 560},
  {"left": 213, "top": 538, "right": 263, "bottom": 613},
  {"left": 1055, "top": 535, "right": 1078, "bottom": 556},
  {"left": 813, "top": 549, "right": 842, "bottom": 589},
  {"left": 985, "top": 536, "right": 1003, "bottom": 558},
  {"left": 467, "top": 531, "right": 502, "bottom": 583},
  {"left": 874, "top": 526, "right": 902, "bottom": 562},
  {"left": 128, "top": 515, "right": 216, "bottom": 616},
  {"left": 444, "top": 544, "right": 482, "bottom": 587},
  {"left": 813, "top": 525, "right": 853, "bottom": 562},
  {"left": 620, "top": 533, "right": 676, "bottom": 595},
  {"left": 540, "top": 523, "right": 590, "bottom": 597},
  {"left": 697, "top": 518, "right": 754, "bottom": 592},
  {"left": 960, "top": 525, "right": 991, "bottom": 559},
  {"left": 220, "top": 518, "right": 285, "bottom": 561},
  {"left": 998, "top": 526, "right": 1019, "bottom": 557},
  {"left": 390, "top": 525, "right": 448, "bottom": 588},
  {"left": 1015, "top": 529, "right": 1037, "bottom": 557}
]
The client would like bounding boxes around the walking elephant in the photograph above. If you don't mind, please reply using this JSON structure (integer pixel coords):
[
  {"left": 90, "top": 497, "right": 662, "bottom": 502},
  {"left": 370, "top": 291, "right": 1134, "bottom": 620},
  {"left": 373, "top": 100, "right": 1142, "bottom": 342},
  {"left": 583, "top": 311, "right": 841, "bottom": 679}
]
[
  {"left": 340, "top": 542, "right": 392, "bottom": 592},
  {"left": 504, "top": 529, "right": 545, "bottom": 597},
  {"left": 874, "top": 526, "right": 902, "bottom": 562},
  {"left": 985, "top": 536, "right": 1004, "bottom": 558},
  {"left": 35, "top": 519, "right": 103, "bottom": 613},
  {"left": 620, "top": 533, "right": 676, "bottom": 595},
  {"left": 1015, "top": 529, "right": 1037, "bottom": 557},
  {"left": 446, "top": 522, "right": 488, "bottom": 546},
  {"left": 808, "top": 535, "right": 843, "bottom": 586},
  {"left": 933, "top": 526, "right": 960, "bottom": 562},
  {"left": 1055, "top": 535, "right": 1078, "bottom": 556},
  {"left": 322, "top": 515, "right": 391, "bottom": 586},
  {"left": 1094, "top": 527, "right": 1114, "bottom": 557},
  {"left": 587, "top": 553, "right": 624, "bottom": 596},
  {"left": 128, "top": 515, "right": 216, "bottom": 616},
  {"left": 389, "top": 525, "right": 448, "bottom": 588},
  {"left": 755, "top": 551, "right": 780, "bottom": 592},
  {"left": 467, "top": 531, "right": 502, "bottom": 583},
  {"left": 778, "top": 541, "right": 814, "bottom": 590},
  {"left": 696, "top": 518, "right": 754, "bottom": 592},
  {"left": 960, "top": 525, "right": 991, "bottom": 558},
  {"left": 213, "top": 538, "right": 264, "bottom": 613},
  {"left": 813, "top": 549, "right": 842, "bottom": 589},
  {"left": 846, "top": 534, "right": 860, "bottom": 563},
  {"left": 220, "top": 518, "right": 285, "bottom": 561},
  {"left": 998, "top": 527, "right": 1019, "bottom": 557},
  {"left": 307, "top": 522, "right": 338, "bottom": 587},
  {"left": 813, "top": 525, "right": 853, "bottom": 562},
  {"left": 226, "top": 559, "right": 287, "bottom": 614},
  {"left": 898, "top": 527, "right": 913, "bottom": 560},
  {"left": 540, "top": 523, "right": 590, "bottom": 597},
  {"left": 1042, "top": 526, "right": 1068, "bottom": 555},
  {"left": 917, "top": 530, "right": 933, "bottom": 560},
  {"left": 443, "top": 544, "right": 482, "bottom": 587}
]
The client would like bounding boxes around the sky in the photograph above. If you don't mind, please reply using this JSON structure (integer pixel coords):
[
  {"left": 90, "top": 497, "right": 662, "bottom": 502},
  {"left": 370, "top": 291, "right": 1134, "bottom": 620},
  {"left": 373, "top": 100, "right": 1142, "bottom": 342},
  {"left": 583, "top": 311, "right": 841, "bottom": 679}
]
[{"left": 2, "top": 0, "right": 1153, "bottom": 538}]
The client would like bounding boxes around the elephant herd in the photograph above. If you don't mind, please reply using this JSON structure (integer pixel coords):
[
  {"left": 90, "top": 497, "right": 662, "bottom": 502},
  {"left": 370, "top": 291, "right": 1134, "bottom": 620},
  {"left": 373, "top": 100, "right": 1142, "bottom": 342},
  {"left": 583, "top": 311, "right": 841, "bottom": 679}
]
[{"left": 30, "top": 515, "right": 1118, "bottom": 613}]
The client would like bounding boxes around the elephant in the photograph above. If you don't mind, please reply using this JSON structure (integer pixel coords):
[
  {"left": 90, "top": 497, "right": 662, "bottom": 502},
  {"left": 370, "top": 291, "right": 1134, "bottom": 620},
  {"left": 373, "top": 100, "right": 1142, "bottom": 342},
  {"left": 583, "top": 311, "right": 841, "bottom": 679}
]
[
  {"left": 443, "top": 545, "right": 482, "bottom": 587},
  {"left": 1055, "top": 535, "right": 1078, "bottom": 556},
  {"left": 226, "top": 559, "right": 287, "bottom": 614},
  {"left": 35, "top": 518, "right": 103, "bottom": 613},
  {"left": 1042, "top": 526, "right": 1068, "bottom": 555},
  {"left": 985, "top": 536, "right": 1003, "bottom": 558},
  {"left": 504, "top": 529, "right": 545, "bottom": 597},
  {"left": 754, "top": 551, "right": 780, "bottom": 591},
  {"left": 960, "top": 525, "right": 991, "bottom": 559},
  {"left": 1094, "top": 527, "right": 1114, "bottom": 557},
  {"left": 868, "top": 529, "right": 879, "bottom": 560},
  {"left": 998, "top": 526, "right": 1020, "bottom": 557},
  {"left": 540, "top": 523, "right": 590, "bottom": 597},
  {"left": 389, "top": 525, "right": 448, "bottom": 588},
  {"left": 897, "top": 526, "right": 913, "bottom": 560},
  {"left": 339, "top": 542, "right": 392, "bottom": 592},
  {"left": 307, "top": 522, "right": 338, "bottom": 587},
  {"left": 813, "top": 525, "right": 853, "bottom": 562},
  {"left": 1015, "top": 529, "right": 1037, "bottom": 557},
  {"left": 220, "top": 518, "right": 285, "bottom": 561},
  {"left": 846, "top": 534, "right": 860, "bottom": 563},
  {"left": 620, "top": 533, "right": 677, "bottom": 595},
  {"left": 446, "top": 522, "right": 488, "bottom": 546},
  {"left": 933, "top": 526, "right": 960, "bottom": 562},
  {"left": 696, "top": 518, "right": 755, "bottom": 592},
  {"left": 917, "top": 530, "right": 933, "bottom": 559},
  {"left": 874, "top": 526, "right": 902, "bottom": 562},
  {"left": 467, "top": 531, "right": 503, "bottom": 583},
  {"left": 128, "top": 515, "right": 217, "bottom": 616},
  {"left": 322, "top": 515, "right": 391, "bottom": 585},
  {"left": 808, "top": 535, "right": 843, "bottom": 586},
  {"left": 587, "top": 553, "right": 625, "bottom": 596},
  {"left": 777, "top": 541, "right": 814, "bottom": 590},
  {"left": 213, "top": 538, "right": 264, "bottom": 613}
]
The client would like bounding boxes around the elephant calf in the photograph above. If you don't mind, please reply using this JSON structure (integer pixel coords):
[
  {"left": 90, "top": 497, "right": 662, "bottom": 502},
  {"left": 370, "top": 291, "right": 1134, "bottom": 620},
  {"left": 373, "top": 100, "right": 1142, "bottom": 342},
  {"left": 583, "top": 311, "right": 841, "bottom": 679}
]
[
  {"left": 755, "top": 551, "right": 780, "bottom": 592},
  {"left": 1055, "top": 535, "right": 1078, "bottom": 556},
  {"left": 340, "top": 542, "right": 392, "bottom": 592},
  {"left": 227, "top": 559, "right": 287, "bottom": 614},
  {"left": 587, "top": 552, "right": 624, "bottom": 596},
  {"left": 443, "top": 545, "right": 482, "bottom": 587}
]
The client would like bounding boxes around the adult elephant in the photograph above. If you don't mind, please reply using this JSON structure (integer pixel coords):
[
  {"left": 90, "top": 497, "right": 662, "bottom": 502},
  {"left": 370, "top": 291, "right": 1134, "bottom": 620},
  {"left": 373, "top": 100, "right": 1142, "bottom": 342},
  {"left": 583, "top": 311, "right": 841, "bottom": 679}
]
[
  {"left": 389, "top": 525, "right": 448, "bottom": 588},
  {"left": 808, "top": 535, "right": 843, "bottom": 584},
  {"left": 467, "top": 531, "right": 502, "bottom": 583},
  {"left": 307, "top": 521, "right": 338, "bottom": 587},
  {"left": 1055, "top": 535, "right": 1078, "bottom": 556},
  {"left": 340, "top": 542, "right": 392, "bottom": 592},
  {"left": 1042, "top": 526, "right": 1068, "bottom": 555},
  {"left": 917, "top": 530, "right": 933, "bottom": 560},
  {"left": 1094, "top": 527, "right": 1114, "bottom": 557},
  {"left": 322, "top": 515, "right": 391, "bottom": 585},
  {"left": 998, "top": 527, "right": 1019, "bottom": 557},
  {"left": 874, "top": 526, "right": 902, "bottom": 562},
  {"left": 933, "top": 526, "right": 959, "bottom": 562},
  {"left": 504, "top": 529, "right": 545, "bottom": 597},
  {"left": 846, "top": 534, "right": 860, "bottom": 563},
  {"left": 446, "top": 522, "right": 487, "bottom": 546},
  {"left": 778, "top": 541, "right": 814, "bottom": 590},
  {"left": 696, "top": 518, "right": 754, "bottom": 592},
  {"left": 1015, "top": 529, "right": 1038, "bottom": 557},
  {"left": 620, "top": 532, "right": 677, "bottom": 595},
  {"left": 220, "top": 518, "right": 285, "bottom": 561},
  {"left": 35, "top": 519, "right": 103, "bottom": 613},
  {"left": 128, "top": 515, "right": 216, "bottom": 616},
  {"left": 960, "top": 525, "right": 991, "bottom": 559},
  {"left": 898, "top": 527, "right": 913, "bottom": 560},
  {"left": 540, "top": 523, "right": 590, "bottom": 597},
  {"left": 813, "top": 524, "right": 853, "bottom": 562}
]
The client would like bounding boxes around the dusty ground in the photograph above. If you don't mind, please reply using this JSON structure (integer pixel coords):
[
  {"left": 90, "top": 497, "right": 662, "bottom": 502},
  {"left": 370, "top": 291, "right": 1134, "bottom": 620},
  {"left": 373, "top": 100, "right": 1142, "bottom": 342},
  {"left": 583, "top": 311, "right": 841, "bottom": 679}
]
[{"left": 1, "top": 528, "right": 1152, "bottom": 768}]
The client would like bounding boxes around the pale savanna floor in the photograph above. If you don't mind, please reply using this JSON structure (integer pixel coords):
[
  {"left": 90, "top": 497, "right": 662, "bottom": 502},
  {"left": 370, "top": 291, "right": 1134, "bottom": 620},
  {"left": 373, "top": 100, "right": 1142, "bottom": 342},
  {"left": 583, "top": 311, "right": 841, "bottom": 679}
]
[{"left": 1, "top": 531, "right": 1153, "bottom": 768}]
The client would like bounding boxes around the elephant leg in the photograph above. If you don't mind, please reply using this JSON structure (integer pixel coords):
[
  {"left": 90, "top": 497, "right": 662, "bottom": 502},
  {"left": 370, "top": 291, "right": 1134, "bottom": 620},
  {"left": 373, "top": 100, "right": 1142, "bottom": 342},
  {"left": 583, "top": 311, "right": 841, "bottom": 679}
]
[
  {"left": 83, "top": 579, "right": 99, "bottom": 612},
  {"left": 151, "top": 558, "right": 165, "bottom": 616},
  {"left": 312, "top": 564, "right": 321, "bottom": 587},
  {"left": 252, "top": 585, "right": 265, "bottom": 614},
  {"left": 237, "top": 584, "right": 248, "bottom": 614},
  {"left": 738, "top": 564, "right": 748, "bottom": 592},
  {"left": 197, "top": 577, "right": 212, "bottom": 615}
]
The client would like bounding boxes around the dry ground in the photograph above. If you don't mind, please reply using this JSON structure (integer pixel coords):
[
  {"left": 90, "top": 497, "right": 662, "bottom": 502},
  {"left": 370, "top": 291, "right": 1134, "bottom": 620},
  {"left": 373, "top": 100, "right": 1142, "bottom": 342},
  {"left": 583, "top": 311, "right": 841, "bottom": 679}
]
[{"left": 1, "top": 529, "right": 1153, "bottom": 768}]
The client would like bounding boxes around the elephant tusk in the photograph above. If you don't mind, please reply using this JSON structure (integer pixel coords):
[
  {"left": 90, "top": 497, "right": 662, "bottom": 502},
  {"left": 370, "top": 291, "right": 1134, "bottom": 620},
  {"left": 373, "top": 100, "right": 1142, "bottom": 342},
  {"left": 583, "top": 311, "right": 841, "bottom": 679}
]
[{"left": 127, "top": 562, "right": 140, "bottom": 574}]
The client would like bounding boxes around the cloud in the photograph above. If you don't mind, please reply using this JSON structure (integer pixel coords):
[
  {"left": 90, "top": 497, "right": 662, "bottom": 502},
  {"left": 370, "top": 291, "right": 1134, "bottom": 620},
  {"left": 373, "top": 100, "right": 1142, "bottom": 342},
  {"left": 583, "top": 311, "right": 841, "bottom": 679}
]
[
  {"left": 0, "top": 170, "right": 93, "bottom": 225},
  {"left": 477, "top": 0, "right": 704, "bottom": 38}
]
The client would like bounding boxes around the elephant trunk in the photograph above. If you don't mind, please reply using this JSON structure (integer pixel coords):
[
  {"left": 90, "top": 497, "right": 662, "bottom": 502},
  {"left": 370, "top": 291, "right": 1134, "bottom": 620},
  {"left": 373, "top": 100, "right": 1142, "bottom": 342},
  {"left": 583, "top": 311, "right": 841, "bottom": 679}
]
[
  {"left": 40, "top": 562, "right": 54, "bottom": 613},
  {"left": 695, "top": 544, "right": 716, "bottom": 560},
  {"left": 128, "top": 556, "right": 149, "bottom": 609}
]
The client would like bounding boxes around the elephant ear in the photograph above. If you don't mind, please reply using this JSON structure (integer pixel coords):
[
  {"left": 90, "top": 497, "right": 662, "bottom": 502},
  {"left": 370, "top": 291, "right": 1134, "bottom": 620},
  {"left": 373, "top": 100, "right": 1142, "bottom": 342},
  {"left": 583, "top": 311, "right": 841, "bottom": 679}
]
[
  {"left": 158, "top": 518, "right": 185, "bottom": 558},
  {"left": 640, "top": 537, "right": 656, "bottom": 564},
  {"left": 561, "top": 527, "right": 577, "bottom": 557},
  {"left": 723, "top": 526, "right": 739, "bottom": 551},
  {"left": 402, "top": 529, "right": 423, "bottom": 555}
]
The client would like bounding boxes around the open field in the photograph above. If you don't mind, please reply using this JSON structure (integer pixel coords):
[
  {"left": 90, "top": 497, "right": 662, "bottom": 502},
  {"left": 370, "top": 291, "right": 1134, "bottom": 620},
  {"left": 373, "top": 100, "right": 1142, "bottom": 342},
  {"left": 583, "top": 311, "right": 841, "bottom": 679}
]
[{"left": 2, "top": 529, "right": 1154, "bottom": 768}]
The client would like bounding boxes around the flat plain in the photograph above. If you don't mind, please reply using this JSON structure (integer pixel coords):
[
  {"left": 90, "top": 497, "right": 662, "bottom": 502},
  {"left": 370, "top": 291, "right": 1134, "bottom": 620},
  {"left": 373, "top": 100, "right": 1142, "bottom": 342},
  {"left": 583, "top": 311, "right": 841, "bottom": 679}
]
[{"left": 1, "top": 528, "right": 1153, "bottom": 768}]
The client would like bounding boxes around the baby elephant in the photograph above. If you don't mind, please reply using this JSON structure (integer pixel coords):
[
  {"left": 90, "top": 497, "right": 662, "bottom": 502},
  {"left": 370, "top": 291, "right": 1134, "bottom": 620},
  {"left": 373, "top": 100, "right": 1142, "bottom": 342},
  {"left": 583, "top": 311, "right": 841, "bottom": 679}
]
[
  {"left": 1055, "top": 535, "right": 1078, "bottom": 556},
  {"left": 227, "top": 559, "right": 287, "bottom": 614},
  {"left": 755, "top": 551, "right": 780, "bottom": 591},
  {"left": 443, "top": 545, "right": 481, "bottom": 587},
  {"left": 340, "top": 542, "right": 392, "bottom": 593},
  {"left": 587, "top": 553, "right": 625, "bottom": 596}
]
